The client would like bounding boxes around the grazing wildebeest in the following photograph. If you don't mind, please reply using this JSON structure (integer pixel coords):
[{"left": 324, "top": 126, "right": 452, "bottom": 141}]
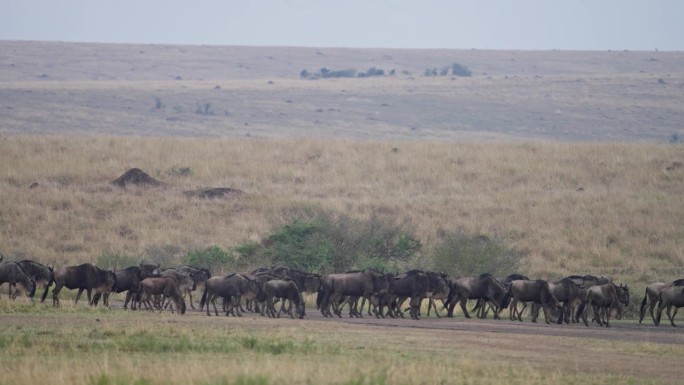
[
  {"left": 389, "top": 270, "right": 430, "bottom": 320},
  {"left": 199, "top": 273, "right": 259, "bottom": 316},
  {"left": 530, "top": 278, "right": 581, "bottom": 324},
  {"left": 654, "top": 284, "right": 684, "bottom": 327},
  {"left": 500, "top": 279, "right": 561, "bottom": 323},
  {"left": 138, "top": 277, "right": 186, "bottom": 314},
  {"left": 445, "top": 274, "right": 508, "bottom": 319},
  {"left": 577, "top": 283, "right": 630, "bottom": 327},
  {"left": 260, "top": 279, "right": 305, "bottom": 319},
  {"left": 94, "top": 265, "right": 153, "bottom": 309},
  {"left": 640, "top": 279, "right": 684, "bottom": 324},
  {"left": 0, "top": 257, "right": 37, "bottom": 299},
  {"left": 46, "top": 263, "right": 116, "bottom": 307},
  {"left": 174, "top": 265, "right": 211, "bottom": 309}
]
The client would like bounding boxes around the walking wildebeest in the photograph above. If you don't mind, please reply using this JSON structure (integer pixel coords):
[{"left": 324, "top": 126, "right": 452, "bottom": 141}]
[
  {"left": 425, "top": 272, "right": 450, "bottom": 318},
  {"left": 45, "top": 263, "right": 116, "bottom": 307},
  {"left": 654, "top": 284, "right": 684, "bottom": 327},
  {"left": 318, "top": 270, "right": 389, "bottom": 318},
  {"left": 530, "top": 277, "right": 581, "bottom": 324},
  {"left": 94, "top": 265, "right": 153, "bottom": 309},
  {"left": 259, "top": 279, "right": 305, "bottom": 319},
  {"left": 199, "top": 273, "right": 259, "bottom": 316},
  {"left": 175, "top": 265, "right": 211, "bottom": 309},
  {"left": 0, "top": 256, "right": 37, "bottom": 299},
  {"left": 566, "top": 274, "right": 612, "bottom": 322},
  {"left": 389, "top": 270, "right": 430, "bottom": 320},
  {"left": 640, "top": 279, "right": 684, "bottom": 324},
  {"left": 500, "top": 279, "right": 561, "bottom": 323},
  {"left": 7, "top": 260, "right": 51, "bottom": 299},
  {"left": 445, "top": 274, "right": 508, "bottom": 319},
  {"left": 138, "top": 277, "right": 186, "bottom": 314},
  {"left": 153, "top": 268, "right": 196, "bottom": 309},
  {"left": 577, "top": 283, "right": 630, "bottom": 327}
]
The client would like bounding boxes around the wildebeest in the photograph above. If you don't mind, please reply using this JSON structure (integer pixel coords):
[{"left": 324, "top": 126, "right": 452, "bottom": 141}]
[
  {"left": 7, "top": 260, "right": 51, "bottom": 299},
  {"left": 425, "top": 272, "right": 450, "bottom": 318},
  {"left": 389, "top": 270, "right": 430, "bottom": 320},
  {"left": 154, "top": 268, "right": 196, "bottom": 309},
  {"left": 259, "top": 279, "right": 305, "bottom": 319},
  {"left": 174, "top": 265, "right": 211, "bottom": 309},
  {"left": 0, "top": 256, "right": 37, "bottom": 299},
  {"left": 45, "top": 263, "right": 116, "bottom": 307},
  {"left": 199, "top": 273, "right": 259, "bottom": 316},
  {"left": 566, "top": 274, "right": 612, "bottom": 322},
  {"left": 138, "top": 276, "right": 186, "bottom": 314},
  {"left": 577, "top": 283, "right": 630, "bottom": 327},
  {"left": 271, "top": 265, "right": 321, "bottom": 294},
  {"left": 95, "top": 265, "right": 154, "bottom": 309},
  {"left": 530, "top": 278, "right": 581, "bottom": 324},
  {"left": 639, "top": 279, "right": 684, "bottom": 324},
  {"left": 318, "top": 270, "right": 390, "bottom": 318},
  {"left": 500, "top": 279, "right": 561, "bottom": 323},
  {"left": 654, "top": 284, "right": 684, "bottom": 327},
  {"left": 445, "top": 274, "right": 508, "bottom": 319}
]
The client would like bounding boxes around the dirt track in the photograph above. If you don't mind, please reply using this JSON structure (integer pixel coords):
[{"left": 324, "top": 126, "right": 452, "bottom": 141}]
[{"left": 152, "top": 300, "right": 684, "bottom": 346}]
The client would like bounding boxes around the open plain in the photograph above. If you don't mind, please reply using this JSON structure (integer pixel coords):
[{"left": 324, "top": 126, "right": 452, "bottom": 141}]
[{"left": 1, "top": 41, "right": 684, "bottom": 384}]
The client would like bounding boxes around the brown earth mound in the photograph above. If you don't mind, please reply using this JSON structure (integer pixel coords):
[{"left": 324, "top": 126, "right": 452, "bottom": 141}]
[
  {"left": 183, "top": 187, "right": 243, "bottom": 199},
  {"left": 111, "top": 168, "right": 166, "bottom": 188}
]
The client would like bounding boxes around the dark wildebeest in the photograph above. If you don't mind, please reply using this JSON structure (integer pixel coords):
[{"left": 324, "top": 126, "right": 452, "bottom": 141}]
[
  {"left": 530, "top": 278, "right": 581, "bottom": 324},
  {"left": 259, "top": 279, "right": 305, "bottom": 319},
  {"left": 445, "top": 274, "right": 509, "bottom": 319},
  {"left": 154, "top": 268, "right": 196, "bottom": 309},
  {"left": 319, "top": 270, "right": 389, "bottom": 318},
  {"left": 94, "top": 265, "right": 154, "bottom": 309},
  {"left": 45, "top": 263, "right": 116, "bottom": 307},
  {"left": 7, "top": 260, "right": 52, "bottom": 299},
  {"left": 500, "top": 279, "right": 561, "bottom": 323},
  {"left": 639, "top": 279, "right": 684, "bottom": 324},
  {"left": 138, "top": 277, "right": 186, "bottom": 314},
  {"left": 654, "top": 284, "right": 684, "bottom": 327},
  {"left": 567, "top": 274, "right": 613, "bottom": 322},
  {"left": 425, "top": 272, "right": 450, "bottom": 318},
  {"left": 389, "top": 270, "right": 430, "bottom": 320},
  {"left": 0, "top": 256, "right": 37, "bottom": 299},
  {"left": 271, "top": 266, "right": 321, "bottom": 294},
  {"left": 577, "top": 283, "right": 630, "bottom": 327},
  {"left": 175, "top": 265, "right": 211, "bottom": 309},
  {"left": 199, "top": 273, "right": 259, "bottom": 317}
]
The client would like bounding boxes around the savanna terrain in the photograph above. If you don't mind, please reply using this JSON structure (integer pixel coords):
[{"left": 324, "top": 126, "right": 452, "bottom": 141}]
[{"left": 1, "top": 41, "right": 684, "bottom": 385}]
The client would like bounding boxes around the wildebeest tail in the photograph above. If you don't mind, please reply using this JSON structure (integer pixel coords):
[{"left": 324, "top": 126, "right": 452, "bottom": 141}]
[
  {"left": 638, "top": 289, "right": 649, "bottom": 323},
  {"left": 40, "top": 271, "right": 54, "bottom": 303},
  {"left": 199, "top": 285, "right": 209, "bottom": 310},
  {"left": 316, "top": 286, "right": 324, "bottom": 309}
]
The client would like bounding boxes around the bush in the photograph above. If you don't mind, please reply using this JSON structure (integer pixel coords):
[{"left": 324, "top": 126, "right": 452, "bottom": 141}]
[
  {"left": 451, "top": 62, "right": 472, "bottom": 77},
  {"left": 430, "top": 232, "right": 520, "bottom": 276},
  {"left": 186, "top": 246, "right": 236, "bottom": 273},
  {"left": 234, "top": 207, "right": 421, "bottom": 273}
]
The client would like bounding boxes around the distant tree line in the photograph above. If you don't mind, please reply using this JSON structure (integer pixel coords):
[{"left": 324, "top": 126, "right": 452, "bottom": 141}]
[
  {"left": 300, "top": 67, "right": 395, "bottom": 79},
  {"left": 424, "top": 62, "right": 472, "bottom": 77}
]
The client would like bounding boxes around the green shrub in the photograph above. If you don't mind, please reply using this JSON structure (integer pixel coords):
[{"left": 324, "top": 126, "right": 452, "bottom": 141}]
[
  {"left": 431, "top": 232, "right": 520, "bottom": 276},
  {"left": 234, "top": 207, "right": 421, "bottom": 273},
  {"left": 186, "top": 246, "right": 236, "bottom": 273}
]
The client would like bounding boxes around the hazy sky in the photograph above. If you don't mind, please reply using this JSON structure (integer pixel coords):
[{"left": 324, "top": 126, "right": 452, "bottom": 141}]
[{"left": 2, "top": 0, "right": 683, "bottom": 50}]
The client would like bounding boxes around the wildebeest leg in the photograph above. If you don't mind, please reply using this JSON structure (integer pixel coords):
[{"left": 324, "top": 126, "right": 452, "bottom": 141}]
[
  {"left": 666, "top": 305, "right": 677, "bottom": 327},
  {"left": 186, "top": 289, "right": 195, "bottom": 309},
  {"left": 210, "top": 295, "right": 220, "bottom": 316},
  {"left": 649, "top": 300, "right": 659, "bottom": 325},
  {"left": 73, "top": 288, "right": 86, "bottom": 304}
]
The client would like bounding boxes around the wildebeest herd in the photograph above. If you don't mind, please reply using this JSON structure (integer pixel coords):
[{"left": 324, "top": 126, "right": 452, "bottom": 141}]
[{"left": 2, "top": 253, "right": 684, "bottom": 327}]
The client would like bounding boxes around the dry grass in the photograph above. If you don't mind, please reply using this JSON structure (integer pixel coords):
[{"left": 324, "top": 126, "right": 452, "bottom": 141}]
[
  {"left": 1, "top": 135, "right": 682, "bottom": 290},
  {"left": 1, "top": 305, "right": 682, "bottom": 385}
]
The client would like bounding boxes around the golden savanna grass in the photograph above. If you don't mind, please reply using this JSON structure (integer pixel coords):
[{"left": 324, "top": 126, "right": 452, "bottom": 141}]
[{"left": 1, "top": 135, "right": 683, "bottom": 289}]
